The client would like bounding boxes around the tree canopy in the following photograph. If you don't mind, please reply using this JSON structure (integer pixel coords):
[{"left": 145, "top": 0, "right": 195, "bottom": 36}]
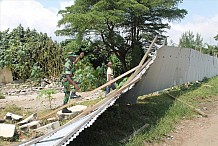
[
  {"left": 0, "top": 25, "right": 63, "bottom": 80},
  {"left": 56, "top": 0, "right": 187, "bottom": 71},
  {"left": 179, "top": 31, "right": 203, "bottom": 50}
]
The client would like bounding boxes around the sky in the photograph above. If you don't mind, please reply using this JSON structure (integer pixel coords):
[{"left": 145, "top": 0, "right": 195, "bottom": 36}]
[{"left": 0, "top": 0, "right": 218, "bottom": 46}]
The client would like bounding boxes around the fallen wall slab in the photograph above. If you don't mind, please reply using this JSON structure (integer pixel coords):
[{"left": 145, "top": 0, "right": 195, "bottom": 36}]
[
  {"left": 0, "top": 67, "right": 13, "bottom": 84},
  {"left": 0, "top": 123, "right": 16, "bottom": 138}
]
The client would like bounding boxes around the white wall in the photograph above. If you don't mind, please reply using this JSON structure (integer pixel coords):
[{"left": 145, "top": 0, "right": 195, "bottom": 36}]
[{"left": 118, "top": 46, "right": 218, "bottom": 104}]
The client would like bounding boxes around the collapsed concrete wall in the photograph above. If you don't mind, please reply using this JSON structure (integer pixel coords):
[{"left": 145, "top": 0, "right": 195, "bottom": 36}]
[
  {"left": 118, "top": 46, "right": 218, "bottom": 104},
  {"left": 0, "top": 67, "right": 13, "bottom": 84}
]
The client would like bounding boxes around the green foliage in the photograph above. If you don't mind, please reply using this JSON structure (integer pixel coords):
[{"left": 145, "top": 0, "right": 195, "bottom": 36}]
[
  {"left": 0, "top": 91, "right": 5, "bottom": 99},
  {"left": 30, "top": 64, "right": 43, "bottom": 80},
  {"left": 37, "top": 89, "right": 57, "bottom": 109},
  {"left": 179, "top": 31, "right": 203, "bottom": 51},
  {"left": 75, "top": 57, "right": 106, "bottom": 91},
  {"left": 0, "top": 25, "right": 63, "bottom": 80},
  {"left": 4, "top": 105, "right": 22, "bottom": 115},
  {"left": 203, "top": 44, "right": 218, "bottom": 56},
  {"left": 56, "top": 0, "right": 187, "bottom": 71},
  {"left": 179, "top": 31, "right": 218, "bottom": 57},
  {"left": 117, "top": 77, "right": 128, "bottom": 89},
  {"left": 214, "top": 34, "right": 218, "bottom": 41}
]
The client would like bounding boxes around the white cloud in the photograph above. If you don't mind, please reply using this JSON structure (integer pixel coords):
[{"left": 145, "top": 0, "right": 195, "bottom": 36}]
[
  {"left": 0, "top": 0, "right": 74, "bottom": 41},
  {"left": 166, "top": 14, "right": 218, "bottom": 46},
  {"left": 59, "top": 0, "right": 74, "bottom": 10}
]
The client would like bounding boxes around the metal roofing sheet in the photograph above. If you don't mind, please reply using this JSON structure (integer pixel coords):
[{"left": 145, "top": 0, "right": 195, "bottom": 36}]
[{"left": 19, "top": 47, "right": 158, "bottom": 146}]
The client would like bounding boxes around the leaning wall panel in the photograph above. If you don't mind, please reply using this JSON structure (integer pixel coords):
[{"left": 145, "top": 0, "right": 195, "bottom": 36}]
[{"left": 119, "top": 46, "right": 218, "bottom": 104}]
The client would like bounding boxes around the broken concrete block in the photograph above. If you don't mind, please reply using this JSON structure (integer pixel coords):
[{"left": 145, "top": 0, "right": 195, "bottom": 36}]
[
  {"left": 47, "top": 117, "right": 57, "bottom": 122},
  {"left": 19, "top": 121, "right": 40, "bottom": 131},
  {"left": 4, "top": 112, "right": 23, "bottom": 121},
  {"left": 0, "top": 123, "right": 16, "bottom": 138},
  {"left": 34, "top": 121, "right": 60, "bottom": 134},
  {"left": 0, "top": 119, "right": 5, "bottom": 123},
  {"left": 18, "top": 113, "right": 37, "bottom": 125},
  {"left": 57, "top": 105, "right": 87, "bottom": 120}
]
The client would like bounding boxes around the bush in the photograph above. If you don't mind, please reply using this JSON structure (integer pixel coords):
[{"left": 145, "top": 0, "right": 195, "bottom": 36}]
[{"left": 75, "top": 57, "right": 106, "bottom": 91}]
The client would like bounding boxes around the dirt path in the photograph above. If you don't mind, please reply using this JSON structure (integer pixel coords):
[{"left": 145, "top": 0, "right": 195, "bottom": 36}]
[
  {"left": 0, "top": 90, "right": 103, "bottom": 113},
  {"left": 160, "top": 97, "right": 218, "bottom": 146}
]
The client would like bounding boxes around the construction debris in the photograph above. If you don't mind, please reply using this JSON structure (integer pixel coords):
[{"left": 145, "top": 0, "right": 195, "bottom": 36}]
[
  {"left": 18, "top": 113, "right": 37, "bottom": 125},
  {"left": 34, "top": 121, "right": 60, "bottom": 134},
  {"left": 0, "top": 123, "right": 16, "bottom": 138},
  {"left": 4, "top": 112, "right": 23, "bottom": 121},
  {"left": 57, "top": 105, "right": 87, "bottom": 120},
  {"left": 19, "top": 121, "right": 40, "bottom": 131}
]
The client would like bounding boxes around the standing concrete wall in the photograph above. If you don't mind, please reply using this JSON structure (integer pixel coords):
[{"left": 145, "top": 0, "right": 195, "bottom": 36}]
[
  {"left": 0, "top": 67, "right": 13, "bottom": 84},
  {"left": 118, "top": 46, "right": 218, "bottom": 104}
]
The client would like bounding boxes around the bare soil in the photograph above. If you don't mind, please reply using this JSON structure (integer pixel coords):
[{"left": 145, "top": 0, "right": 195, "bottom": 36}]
[
  {"left": 1, "top": 85, "right": 218, "bottom": 146},
  {"left": 151, "top": 96, "right": 218, "bottom": 146},
  {"left": 0, "top": 90, "right": 102, "bottom": 112}
]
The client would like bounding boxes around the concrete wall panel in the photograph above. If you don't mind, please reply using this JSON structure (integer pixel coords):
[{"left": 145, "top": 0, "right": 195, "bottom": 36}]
[
  {"left": 0, "top": 67, "right": 13, "bottom": 84},
  {"left": 118, "top": 46, "right": 218, "bottom": 104}
]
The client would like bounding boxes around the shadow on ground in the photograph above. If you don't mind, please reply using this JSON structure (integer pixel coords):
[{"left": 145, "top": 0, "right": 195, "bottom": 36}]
[{"left": 69, "top": 82, "right": 203, "bottom": 146}]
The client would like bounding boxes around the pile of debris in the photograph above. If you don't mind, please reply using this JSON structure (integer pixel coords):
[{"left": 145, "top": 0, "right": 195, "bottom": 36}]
[
  {"left": 1, "top": 78, "right": 62, "bottom": 96},
  {"left": 0, "top": 105, "right": 87, "bottom": 142}
]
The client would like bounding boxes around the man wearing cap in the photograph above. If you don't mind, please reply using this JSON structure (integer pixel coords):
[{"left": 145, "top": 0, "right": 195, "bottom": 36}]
[
  {"left": 61, "top": 52, "right": 84, "bottom": 113},
  {"left": 105, "top": 61, "right": 116, "bottom": 96}
]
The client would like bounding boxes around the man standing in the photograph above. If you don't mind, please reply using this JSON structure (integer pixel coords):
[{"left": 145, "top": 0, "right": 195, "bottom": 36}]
[
  {"left": 105, "top": 62, "right": 116, "bottom": 95},
  {"left": 61, "top": 52, "right": 84, "bottom": 113}
]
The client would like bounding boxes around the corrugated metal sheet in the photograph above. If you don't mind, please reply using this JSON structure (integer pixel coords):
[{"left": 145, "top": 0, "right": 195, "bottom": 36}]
[{"left": 19, "top": 47, "right": 158, "bottom": 146}]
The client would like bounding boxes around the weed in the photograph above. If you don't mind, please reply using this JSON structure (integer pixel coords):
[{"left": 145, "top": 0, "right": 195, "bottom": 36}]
[
  {"left": 0, "top": 92, "right": 5, "bottom": 99},
  {"left": 37, "top": 89, "right": 57, "bottom": 109}
]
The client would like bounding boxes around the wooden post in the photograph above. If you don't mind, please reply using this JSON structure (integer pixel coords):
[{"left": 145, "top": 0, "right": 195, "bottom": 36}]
[
  {"left": 39, "top": 65, "right": 140, "bottom": 120},
  {"left": 40, "top": 35, "right": 157, "bottom": 119},
  {"left": 167, "top": 93, "right": 208, "bottom": 117},
  {"left": 123, "top": 35, "right": 157, "bottom": 86},
  {"left": 25, "top": 76, "right": 141, "bottom": 146}
]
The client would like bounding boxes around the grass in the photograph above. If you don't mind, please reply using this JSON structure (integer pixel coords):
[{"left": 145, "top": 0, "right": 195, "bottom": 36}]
[
  {"left": 1, "top": 76, "right": 218, "bottom": 145},
  {"left": 0, "top": 91, "right": 5, "bottom": 99},
  {"left": 69, "top": 76, "right": 218, "bottom": 146}
]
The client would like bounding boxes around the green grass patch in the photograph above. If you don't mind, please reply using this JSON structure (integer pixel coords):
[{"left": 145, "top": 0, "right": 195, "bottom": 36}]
[
  {"left": 0, "top": 91, "right": 5, "bottom": 99},
  {"left": 79, "top": 97, "right": 103, "bottom": 106},
  {"left": 69, "top": 76, "right": 218, "bottom": 146}
]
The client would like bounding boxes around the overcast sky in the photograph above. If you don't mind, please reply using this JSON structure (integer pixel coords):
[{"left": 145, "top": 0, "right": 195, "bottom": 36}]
[{"left": 0, "top": 0, "right": 218, "bottom": 46}]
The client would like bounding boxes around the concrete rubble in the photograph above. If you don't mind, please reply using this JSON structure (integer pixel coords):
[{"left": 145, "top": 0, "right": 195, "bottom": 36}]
[
  {"left": 57, "top": 105, "right": 87, "bottom": 120},
  {"left": 4, "top": 112, "right": 23, "bottom": 121},
  {"left": 18, "top": 113, "right": 37, "bottom": 125},
  {"left": 34, "top": 121, "right": 60, "bottom": 134},
  {"left": 19, "top": 121, "right": 40, "bottom": 131},
  {"left": 0, "top": 123, "right": 16, "bottom": 138}
]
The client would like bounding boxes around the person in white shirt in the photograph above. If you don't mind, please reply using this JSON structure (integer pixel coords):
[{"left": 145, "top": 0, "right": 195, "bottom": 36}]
[{"left": 106, "top": 62, "right": 116, "bottom": 95}]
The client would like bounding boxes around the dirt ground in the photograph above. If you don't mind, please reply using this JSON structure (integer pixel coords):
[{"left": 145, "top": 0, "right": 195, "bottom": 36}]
[
  {"left": 0, "top": 90, "right": 102, "bottom": 113},
  {"left": 1, "top": 86, "right": 218, "bottom": 146},
  {"left": 154, "top": 96, "right": 218, "bottom": 146}
]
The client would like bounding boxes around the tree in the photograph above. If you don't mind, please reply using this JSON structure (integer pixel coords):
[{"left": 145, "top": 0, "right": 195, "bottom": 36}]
[
  {"left": 0, "top": 25, "right": 63, "bottom": 80},
  {"left": 214, "top": 34, "right": 218, "bottom": 41},
  {"left": 56, "top": 0, "right": 187, "bottom": 71},
  {"left": 179, "top": 31, "right": 203, "bottom": 51}
]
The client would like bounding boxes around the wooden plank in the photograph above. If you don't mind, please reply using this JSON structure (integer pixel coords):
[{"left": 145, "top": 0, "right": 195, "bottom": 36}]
[
  {"left": 39, "top": 66, "right": 139, "bottom": 120},
  {"left": 138, "top": 35, "right": 157, "bottom": 67},
  {"left": 90, "top": 65, "right": 140, "bottom": 94},
  {"left": 167, "top": 93, "right": 208, "bottom": 117},
  {"left": 24, "top": 76, "right": 141, "bottom": 146},
  {"left": 123, "top": 36, "right": 157, "bottom": 86},
  {"left": 55, "top": 77, "right": 141, "bottom": 146},
  {"left": 40, "top": 36, "right": 157, "bottom": 120}
]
